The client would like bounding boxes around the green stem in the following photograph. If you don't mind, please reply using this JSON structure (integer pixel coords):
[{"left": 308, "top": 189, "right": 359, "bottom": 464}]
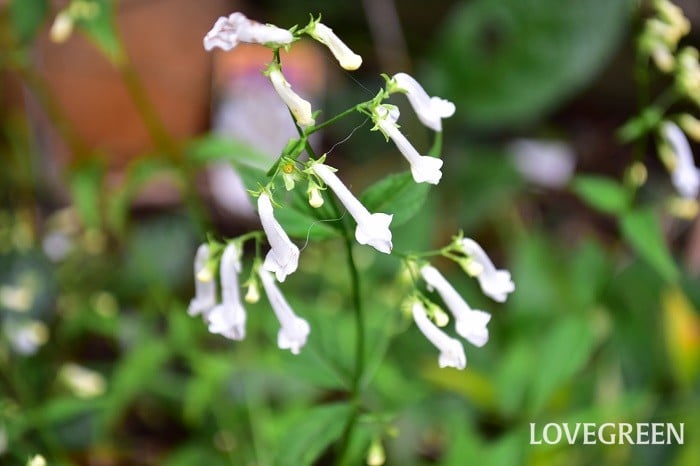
[
  {"left": 330, "top": 194, "right": 365, "bottom": 465},
  {"left": 306, "top": 103, "right": 369, "bottom": 135}
]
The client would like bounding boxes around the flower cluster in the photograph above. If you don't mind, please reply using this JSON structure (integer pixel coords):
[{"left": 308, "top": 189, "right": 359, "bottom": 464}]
[
  {"left": 191, "top": 12, "right": 514, "bottom": 367},
  {"left": 188, "top": 240, "right": 310, "bottom": 354},
  {"left": 405, "top": 235, "right": 514, "bottom": 369},
  {"left": 632, "top": 1, "right": 700, "bottom": 210}
]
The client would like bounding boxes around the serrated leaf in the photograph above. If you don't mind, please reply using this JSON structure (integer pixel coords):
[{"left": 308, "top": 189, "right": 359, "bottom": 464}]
[
  {"left": 360, "top": 171, "right": 430, "bottom": 227},
  {"left": 619, "top": 208, "right": 679, "bottom": 283},
  {"left": 9, "top": 0, "right": 49, "bottom": 44},
  {"left": 274, "top": 403, "right": 354, "bottom": 466},
  {"left": 570, "top": 175, "right": 630, "bottom": 215}
]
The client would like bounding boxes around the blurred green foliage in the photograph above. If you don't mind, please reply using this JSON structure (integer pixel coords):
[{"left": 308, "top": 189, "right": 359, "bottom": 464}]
[{"left": 1, "top": 1, "right": 700, "bottom": 466}]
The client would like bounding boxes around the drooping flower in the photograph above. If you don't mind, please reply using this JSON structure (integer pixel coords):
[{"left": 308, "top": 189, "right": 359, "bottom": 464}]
[
  {"left": 391, "top": 73, "right": 455, "bottom": 132},
  {"left": 203, "top": 12, "right": 294, "bottom": 51},
  {"left": 267, "top": 64, "right": 315, "bottom": 127},
  {"left": 258, "top": 268, "right": 310, "bottom": 354},
  {"left": 258, "top": 192, "right": 300, "bottom": 282},
  {"left": 311, "top": 162, "right": 393, "bottom": 254},
  {"left": 305, "top": 20, "right": 362, "bottom": 70},
  {"left": 420, "top": 265, "right": 491, "bottom": 347},
  {"left": 412, "top": 301, "right": 466, "bottom": 369},
  {"left": 661, "top": 121, "right": 700, "bottom": 198},
  {"left": 207, "top": 243, "right": 247, "bottom": 340},
  {"left": 458, "top": 238, "right": 515, "bottom": 303},
  {"left": 373, "top": 105, "right": 443, "bottom": 185},
  {"left": 188, "top": 244, "right": 217, "bottom": 317}
]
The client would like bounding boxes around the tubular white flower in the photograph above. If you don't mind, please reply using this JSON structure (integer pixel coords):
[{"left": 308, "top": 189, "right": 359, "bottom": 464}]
[
  {"left": 306, "top": 22, "right": 362, "bottom": 70},
  {"left": 373, "top": 105, "right": 443, "bottom": 185},
  {"left": 207, "top": 243, "right": 246, "bottom": 340},
  {"left": 258, "top": 268, "right": 310, "bottom": 354},
  {"left": 188, "top": 244, "right": 217, "bottom": 317},
  {"left": 312, "top": 163, "right": 393, "bottom": 254},
  {"left": 268, "top": 65, "right": 315, "bottom": 127},
  {"left": 258, "top": 192, "right": 300, "bottom": 282},
  {"left": 459, "top": 238, "right": 515, "bottom": 303},
  {"left": 412, "top": 301, "right": 466, "bottom": 369},
  {"left": 661, "top": 121, "right": 700, "bottom": 198},
  {"left": 203, "top": 12, "right": 293, "bottom": 51},
  {"left": 420, "top": 265, "right": 491, "bottom": 347},
  {"left": 392, "top": 73, "right": 455, "bottom": 132}
]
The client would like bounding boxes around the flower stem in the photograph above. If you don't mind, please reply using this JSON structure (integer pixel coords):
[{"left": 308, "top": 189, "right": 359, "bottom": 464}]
[{"left": 330, "top": 194, "right": 365, "bottom": 465}]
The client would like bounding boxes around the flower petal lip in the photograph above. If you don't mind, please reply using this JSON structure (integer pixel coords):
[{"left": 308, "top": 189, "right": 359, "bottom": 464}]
[
  {"left": 207, "top": 243, "right": 246, "bottom": 340},
  {"left": 258, "top": 193, "right": 300, "bottom": 282},
  {"left": 188, "top": 244, "right": 217, "bottom": 317},
  {"left": 412, "top": 301, "right": 466, "bottom": 369},
  {"left": 662, "top": 121, "right": 700, "bottom": 198},
  {"left": 203, "top": 12, "right": 293, "bottom": 51},
  {"left": 460, "top": 238, "right": 515, "bottom": 303},
  {"left": 311, "top": 163, "right": 393, "bottom": 254},
  {"left": 392, "top": 73, "right": 455, "bottom": 132},
  {"left": 268, "top": 67, "right": 315, "bottom": 127},
  {"left": 258, "top": 268, "right": 310, "bottom": 354},
  {"left": 374, "top": 105, "right": 443, "bottom": 185},
  {"left": 420, "top": 264, "right": 491, "bottom": 347},
  {"left": 308, "top": 22, "right": 362, "bottom": 70}
]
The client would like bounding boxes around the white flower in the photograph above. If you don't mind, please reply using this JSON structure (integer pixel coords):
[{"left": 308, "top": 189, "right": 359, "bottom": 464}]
[
  {"left": 412, "top": 301, "right": 466, "bottom": 369},
  {"left": 311, "top": 163, "right": 393, "bottom": 254},
  {"left": 50, "top": 11, "right": 74, "bottom": 43},
  {"left": 509, "top": 139, "right": 576, "bottom": 189},
  {"left": 258, "top": 268, "right": 310, "bottom": 354},
  {"left": 188, "top": 244, "right": 217, "bottom": 317},
  {"left": 661, "top": 121, "right": 700, "bottom": 198},
  {"left": 306, "top": 21, "right": 362, "bottom": 70},
  {"left": 459, "top": 238, "right": 515, "bottom": 303},
  {"left": 420, "top": 265, "right": 491, "bottom": 347},
  {"left": 258, "top": 192, "right": 300, "bottom": 282},
  {"left": 391, "top": 73, "right": 455, "bottom": 132},
  {"left": 373, "top": 105, "right": 443, "bottom": 185},
  {"left": 4, "top": 320, "right": 49, "bottom": 356},
  {"left": 203, "top": 12, "right": 294, "bottom": 51},
  {"left": 268, "top": 65, "right": 315, "bottom": 127},
  {"left": 308, "top": 183, "right": 324, "bottom": 208},
  {"left": 59, "top": 363, "right": 106, "bottom": 399},
  {"left": 207, "top": 243, "right": 247, "bottom": 340},
  {"left": 27, "top": 455, "right": 47, "bottom": 466}
]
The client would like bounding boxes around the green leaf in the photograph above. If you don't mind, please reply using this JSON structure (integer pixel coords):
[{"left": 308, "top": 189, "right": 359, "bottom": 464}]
[
  {"left": 106, "top": 156, "right": 173, "bottom": 233},
  {"left": 274, "top": 403, "right": 354, "bottom": 466},
  {"left": 619, "top": 208, "right": 679, "bottom": 283},
  {"left": 100, "top": 340, "right": 170, "bottom": 431},
  {"left": 183, "top": 355, "right": 232, "bottom": 424},
  {"left": 186, "top": 134, "right": 271, "bottom": 169},
  {"left": 9, "top": 0, "right": 49, "bottom": 44},
  {"left": 432, "top": 0, "right": 631, "bottom": 127},
  {"left": 360, "top": 171, "right": 431, "bottom": 227},
  {"left": 69, "top": 160, "right": 104, "bottom": 229},
  {"left": 274, "top": 200, "right": 341, "bottom": 241},
  {"left": 570, "top": 175, "right": 630, "bottom": 215},
  {"left": 528, "top": 315, "right": 596, "bottom": 415},
  {"left": 75, "top": 0, "right": 124, "bottom": 63}
]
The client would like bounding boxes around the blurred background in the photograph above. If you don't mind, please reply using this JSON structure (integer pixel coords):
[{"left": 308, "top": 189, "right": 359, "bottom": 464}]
[{"left": 1, "top": 0, "right": 700, "bottom": 465}]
